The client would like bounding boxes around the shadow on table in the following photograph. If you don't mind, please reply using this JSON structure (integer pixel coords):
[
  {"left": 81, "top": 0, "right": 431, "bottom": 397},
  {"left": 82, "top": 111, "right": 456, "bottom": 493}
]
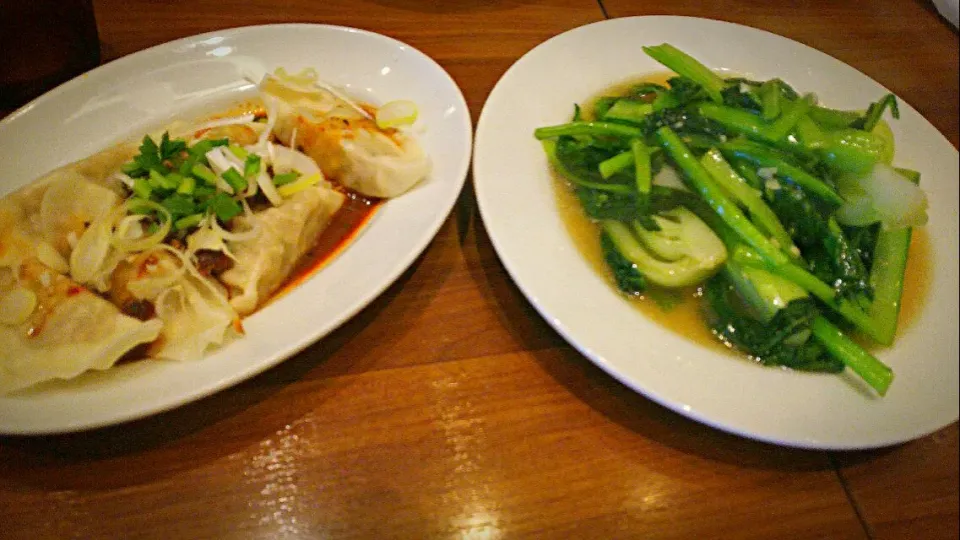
[
  {"left": 461, "top": 195, "right": 896, "bottom": 472},
  {"left": 531, "top": 344, "right": 899, "bottom": 470},
  {"left": 0, "top": 244, "right": 445, "bottom": 490}
]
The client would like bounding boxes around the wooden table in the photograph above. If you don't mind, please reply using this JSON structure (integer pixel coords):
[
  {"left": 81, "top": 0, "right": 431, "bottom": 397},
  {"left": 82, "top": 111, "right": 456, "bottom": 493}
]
[{"left": 1, "top": 1, "right": 957, "bottom": 538}]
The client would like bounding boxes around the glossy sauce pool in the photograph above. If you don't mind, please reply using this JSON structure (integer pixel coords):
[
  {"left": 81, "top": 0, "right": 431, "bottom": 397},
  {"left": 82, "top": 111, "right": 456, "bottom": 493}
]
[
  {"left": 554, "top": 75, "right": 931, "bottom": 355},
  {"left": 269, "top": 190, "right": 383, "bottom": 304}
]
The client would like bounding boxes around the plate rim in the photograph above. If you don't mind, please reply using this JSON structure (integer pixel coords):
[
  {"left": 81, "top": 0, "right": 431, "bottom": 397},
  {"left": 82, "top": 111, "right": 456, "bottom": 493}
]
[{"left": 473, "top": 15, "right": 959, "bottom": 450}]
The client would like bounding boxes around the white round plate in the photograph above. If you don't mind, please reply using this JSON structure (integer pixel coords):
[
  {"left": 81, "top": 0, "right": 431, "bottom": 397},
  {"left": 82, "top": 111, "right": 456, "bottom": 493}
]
[
  {"left": 473, "top": 16, "right": 959, "bottom": 449},
  {"left": 0, "top": 24, "right": 472, "bottom": 434}
]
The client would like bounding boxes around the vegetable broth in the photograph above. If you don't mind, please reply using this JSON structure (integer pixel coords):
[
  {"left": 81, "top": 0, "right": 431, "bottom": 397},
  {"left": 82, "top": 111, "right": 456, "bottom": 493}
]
[
  {"left": 554, "top": 74, "right": 930, "bottom": 354},
  {"left": 552, "top": 174, "right": 729, "bottom": 353},
  {"left": 582, "top": 72, "right": 675, "bottom": 121},
  {"left": 553, "top": 175, "right": 930, "bottom": 353}
]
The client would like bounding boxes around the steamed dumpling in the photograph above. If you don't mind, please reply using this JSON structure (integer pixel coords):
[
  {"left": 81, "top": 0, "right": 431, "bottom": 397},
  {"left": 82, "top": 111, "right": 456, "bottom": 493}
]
[
  {"left": 219, "top": 185, "right": 346, "bottom": 315},
  {"left": 260, "top": 70, "right": 431, "bottom": 198},
  {"left": 112, "top": 249, "right": 240, "bottom": 361},
  {"left": 0, "top": 259, "right": 162, "bottom": 394}
]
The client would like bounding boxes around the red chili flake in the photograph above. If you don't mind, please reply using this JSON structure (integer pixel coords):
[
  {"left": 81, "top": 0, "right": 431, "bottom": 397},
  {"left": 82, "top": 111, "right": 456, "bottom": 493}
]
[{"left": 67, "top": 286, "right": 85, "bottom": 296}]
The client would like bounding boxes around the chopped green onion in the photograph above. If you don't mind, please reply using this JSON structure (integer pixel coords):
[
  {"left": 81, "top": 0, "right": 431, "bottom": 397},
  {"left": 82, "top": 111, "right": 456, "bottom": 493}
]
[
  {"left": 272, "top": 172, "right": 300, "bottom": 186},
  {"left": 207, "top": 192, "right": 242, "bottom": 222},
  {"left": 174, "top": 213, "right": 203, "bottom": 231},
  {"left": 178, "top": 154, "right": 198, "bottom": 176},
  {"left": 177, "top": 175, "right": 196, "bottom": 195},
  {"left": 277, "top": 173, "right": 322, "bottom": 198},
  {"left": 127, "top": 198, "right": 155, "bottom": 215},
  {"left": 191, "top": 164, "right": 218, "bottom": 186},
  {"left": 244, "top": 154, "right": 261, "bottom": 179},
  {"left": 148, "top": 169, "right": 173, "bottom": 190},
  {"left": 194, "top": 185, "right": 216, "bottom": 199},
  {"left": 165, "top": 172, "right": 185, "bottom": 188},
  {"left": 376, "top": 100, "right": 419, "bottom": 129},
  {"left": 228, "top": 145, "right": 249, "bottom": 160},
  {"left": 132, "top": 178, "right": 152, "bottom": 199},
  {"left": 221, "top": 168, "right": 248, "bottom": 193}
]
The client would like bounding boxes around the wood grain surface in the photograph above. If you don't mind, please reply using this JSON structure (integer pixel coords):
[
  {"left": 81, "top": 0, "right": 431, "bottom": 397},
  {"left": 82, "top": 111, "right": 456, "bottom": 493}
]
[{"left": 1, "top": 0, "right": 957, "bottom": 538}]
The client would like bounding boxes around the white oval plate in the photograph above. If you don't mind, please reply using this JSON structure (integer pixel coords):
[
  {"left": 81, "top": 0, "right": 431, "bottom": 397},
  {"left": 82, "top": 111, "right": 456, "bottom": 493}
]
[
  {"left": 0, "top": 24, "right": 472, "bottom": 434},
  {"left": 474, "top": 16, "right": 959, "bottom": 449}
]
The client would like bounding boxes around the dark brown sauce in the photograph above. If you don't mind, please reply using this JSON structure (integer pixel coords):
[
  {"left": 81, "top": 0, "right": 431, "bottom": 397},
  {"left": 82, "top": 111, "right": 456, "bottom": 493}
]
[
  {"left": 555, "top": 74, "right": 931, "bottom": 354},
  {"left": 267, "top": 189, "right": 383, "bottom": 305}
]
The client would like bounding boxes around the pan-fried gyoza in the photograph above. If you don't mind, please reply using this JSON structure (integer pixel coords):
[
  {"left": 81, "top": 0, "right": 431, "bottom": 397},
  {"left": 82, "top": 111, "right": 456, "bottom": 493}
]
[{"left": 0, "top": 68, "right": 430, "bottom": 393}]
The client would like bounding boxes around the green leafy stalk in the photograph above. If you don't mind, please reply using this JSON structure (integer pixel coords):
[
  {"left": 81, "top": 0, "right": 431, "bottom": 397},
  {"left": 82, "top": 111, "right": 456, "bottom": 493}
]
[
  {"left": 719, "top": 139, "right": 844, "bottom": 205},
  {"left": 599, "top": 151, "right": 634, "bottom": 179},
  {"left": 723, "top": 260, "right": 809, "bottom": 323},
  {"left": 699, "top": 96, "right": 816, "bottom": 148},
  {"left": 759, "top": 79, "right": 782, "bottom": 120},
  {"left": 811, "top": 316, "right": 894, "bottom": 396},
  {"left": 534, "top": 121, "right": 644, "bottom": 140},
  {"left": 542, "top": 140, "right": 633, "bottom": 194},
  {"left": 866, "top": 168, "right": 920, "bottom": 345},
  {"left": 656, "top": 127, "right": 789, "bottom": 266},
  {"left": 764, "top": 94, "right": 815, "bottom": 141},
  {"left": 698, "top": 102, "right": 769, "bottom": 140},
  {"left": 699, "top": 149, "right": 799, "bottom": 258},
  {"left": 632, "top": 139, "right": 652, "bottom": 194},
  {"left": 706, "top": 266, "right": 843, "bottom": 372},
  {"left": 604, "top": 99, "right": 655, "bottom": 124},
  {"left": 642, "top": 43, "right": 727, "bottom": 103},
  {"left": 808, "top": 105, "right": 862, "bottom": 129},
  {"left": 601, "top": 228, "right": 647, "bottom": 294},
  {"left": 820, "top": 129, "right": 888, "bottom": 175},
  {"left": 868, "top": 230, "right": 912, "bottom": 346},
  {"left": 793, "top": 115, "right": 827, "bottom": 149},
  {"left": 732, "top": 246, "right": 886, "bottom": 343},
  {"left": 854, "top": 93, "right": 900, "bottom": 132}
]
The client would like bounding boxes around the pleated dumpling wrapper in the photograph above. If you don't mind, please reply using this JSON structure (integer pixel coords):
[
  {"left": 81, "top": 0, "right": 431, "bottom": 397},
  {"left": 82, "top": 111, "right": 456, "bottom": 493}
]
[
  {"left": 259, "top": 68, "right": 431, "bottom": 199},
  {"left": 1, "top": 167, "right": 164, "bottom": 393}
]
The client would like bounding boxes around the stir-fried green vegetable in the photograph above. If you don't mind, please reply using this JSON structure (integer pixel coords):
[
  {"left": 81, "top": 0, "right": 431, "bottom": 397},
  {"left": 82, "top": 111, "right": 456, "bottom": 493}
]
[{"left": 534, "top": 43, "right": 929, "bottom": 397}]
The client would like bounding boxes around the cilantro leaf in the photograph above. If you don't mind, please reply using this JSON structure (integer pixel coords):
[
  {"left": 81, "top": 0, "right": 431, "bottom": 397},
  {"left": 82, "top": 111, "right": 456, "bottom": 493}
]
[{"left": 207, "top": 192, "right": 242, "bottom": 223}]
